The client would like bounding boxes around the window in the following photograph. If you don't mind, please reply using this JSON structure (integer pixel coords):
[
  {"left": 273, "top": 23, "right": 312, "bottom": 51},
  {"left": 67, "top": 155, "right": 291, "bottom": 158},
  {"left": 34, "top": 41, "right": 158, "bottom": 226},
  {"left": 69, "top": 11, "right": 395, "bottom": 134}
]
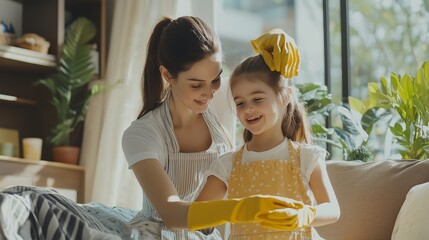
[
  {"left": 328, "top": 0, "right": 429, "bottom": 160},
  {"left": 212, "top": 0, "right": 429, "bottom": 159}
]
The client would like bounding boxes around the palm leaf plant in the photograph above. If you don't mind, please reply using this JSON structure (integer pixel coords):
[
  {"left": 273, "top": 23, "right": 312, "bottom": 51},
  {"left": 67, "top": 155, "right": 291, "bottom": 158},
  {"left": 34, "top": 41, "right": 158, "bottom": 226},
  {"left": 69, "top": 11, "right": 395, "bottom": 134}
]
[{"left": 37, "top": 17, "right": 105, "bottom": 147}]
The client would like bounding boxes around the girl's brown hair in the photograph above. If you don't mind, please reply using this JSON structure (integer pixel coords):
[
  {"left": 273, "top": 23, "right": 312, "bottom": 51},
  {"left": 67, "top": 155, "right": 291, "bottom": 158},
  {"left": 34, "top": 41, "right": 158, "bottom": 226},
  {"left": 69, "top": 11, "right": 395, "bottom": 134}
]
[
  {"left": 230, "top": 55, "right": 311, "bottom": 143},
  {"left": 138, "top": 16, "right": 220, "bottom": 118}
]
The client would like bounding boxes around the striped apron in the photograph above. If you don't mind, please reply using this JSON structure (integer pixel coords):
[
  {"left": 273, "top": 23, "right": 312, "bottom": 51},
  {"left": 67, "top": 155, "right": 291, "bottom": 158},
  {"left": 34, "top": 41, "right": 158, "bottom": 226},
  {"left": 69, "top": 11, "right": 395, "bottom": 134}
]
[{"left": 130, "top": 95, "right": 232, "bottom": 240}]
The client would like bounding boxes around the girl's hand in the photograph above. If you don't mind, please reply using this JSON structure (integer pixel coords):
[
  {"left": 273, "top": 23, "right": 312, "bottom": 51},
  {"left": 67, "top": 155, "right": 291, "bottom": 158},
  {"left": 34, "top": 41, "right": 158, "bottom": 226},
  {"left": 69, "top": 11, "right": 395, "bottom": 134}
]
[{"left": 261, "top": 204, "right": 316, "bottom": 231}]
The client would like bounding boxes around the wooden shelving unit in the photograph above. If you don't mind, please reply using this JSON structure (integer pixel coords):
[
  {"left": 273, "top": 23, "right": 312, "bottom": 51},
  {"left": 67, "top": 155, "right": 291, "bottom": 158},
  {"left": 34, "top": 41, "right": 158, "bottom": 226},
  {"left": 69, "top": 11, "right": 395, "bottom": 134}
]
[{"left": 0, "top": 0, "right": 106, "bottom": 161}]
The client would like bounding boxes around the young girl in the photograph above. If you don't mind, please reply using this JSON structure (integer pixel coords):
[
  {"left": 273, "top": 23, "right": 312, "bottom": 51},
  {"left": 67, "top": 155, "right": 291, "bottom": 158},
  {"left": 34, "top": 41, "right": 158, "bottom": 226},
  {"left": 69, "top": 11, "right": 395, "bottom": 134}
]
[{"left": 196, "top": 48, "right": 340, "bottom": 239}]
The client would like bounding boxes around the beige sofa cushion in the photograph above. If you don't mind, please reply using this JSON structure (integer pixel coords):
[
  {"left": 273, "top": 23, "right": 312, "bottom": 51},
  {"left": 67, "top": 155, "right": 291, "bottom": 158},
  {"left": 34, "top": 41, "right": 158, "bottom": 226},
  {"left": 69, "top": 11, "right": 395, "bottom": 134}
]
[
  {"left": 391, "top": 182, "right": 429, "bottom": 239},
  {"left": 316, "top": 159, "right": 429, "bottom": 240}
]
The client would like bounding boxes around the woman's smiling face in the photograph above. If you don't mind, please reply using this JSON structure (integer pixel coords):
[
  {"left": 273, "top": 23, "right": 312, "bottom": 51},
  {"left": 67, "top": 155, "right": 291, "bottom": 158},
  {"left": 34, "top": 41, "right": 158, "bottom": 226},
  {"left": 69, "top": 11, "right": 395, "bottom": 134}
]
[{"left": 167, "top": 53, "right": 223, "bottom": 113}]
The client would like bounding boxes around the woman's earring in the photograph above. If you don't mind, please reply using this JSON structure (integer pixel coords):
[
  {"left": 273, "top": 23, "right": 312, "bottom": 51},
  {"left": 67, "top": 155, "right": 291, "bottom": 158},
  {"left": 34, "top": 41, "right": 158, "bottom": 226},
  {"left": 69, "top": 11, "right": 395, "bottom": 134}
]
[{"left": 162, "top": 76, "right": 171, "bottom": 91}]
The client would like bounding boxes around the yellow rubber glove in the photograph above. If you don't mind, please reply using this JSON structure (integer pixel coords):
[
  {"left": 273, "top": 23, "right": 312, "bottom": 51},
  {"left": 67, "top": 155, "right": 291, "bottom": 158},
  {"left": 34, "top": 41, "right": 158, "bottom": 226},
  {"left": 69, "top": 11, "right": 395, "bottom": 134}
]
[
  {"left": 188, "top": 195, "right": 304, "bottom": 231},
  {"left": 251, "top": 29, "right": 300, "bottom": 78},
  {"left": 260, "top": 204, "right": 316, "bottom": 231}
]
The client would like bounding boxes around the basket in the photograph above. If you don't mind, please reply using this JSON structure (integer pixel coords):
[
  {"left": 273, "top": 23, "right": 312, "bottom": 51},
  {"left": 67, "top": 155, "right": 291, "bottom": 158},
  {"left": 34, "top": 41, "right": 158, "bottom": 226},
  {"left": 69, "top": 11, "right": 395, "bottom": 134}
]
[
  {"left": 0, "top": 32, "right": 17, "bottom": 46},
  {"left": 16, "top": 42, "right": 50, "bottom": 54},
  {"left": 16, "top": 33, "right": 50, "bottom": 54}
]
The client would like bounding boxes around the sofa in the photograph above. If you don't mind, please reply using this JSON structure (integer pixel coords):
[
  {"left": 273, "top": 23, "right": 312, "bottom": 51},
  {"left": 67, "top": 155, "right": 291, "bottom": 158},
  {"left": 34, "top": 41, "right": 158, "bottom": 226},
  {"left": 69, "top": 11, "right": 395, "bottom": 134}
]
[{"left": 316, "top": 159, "right": 429, "bottom": 240}]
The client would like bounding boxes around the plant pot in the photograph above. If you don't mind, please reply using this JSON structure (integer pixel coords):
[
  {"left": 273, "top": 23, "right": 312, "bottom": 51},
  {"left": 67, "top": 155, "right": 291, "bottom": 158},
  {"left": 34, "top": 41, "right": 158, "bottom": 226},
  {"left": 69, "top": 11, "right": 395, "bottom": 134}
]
[{"left": 52, "top": 146, "right": 80, "bottom": 165}]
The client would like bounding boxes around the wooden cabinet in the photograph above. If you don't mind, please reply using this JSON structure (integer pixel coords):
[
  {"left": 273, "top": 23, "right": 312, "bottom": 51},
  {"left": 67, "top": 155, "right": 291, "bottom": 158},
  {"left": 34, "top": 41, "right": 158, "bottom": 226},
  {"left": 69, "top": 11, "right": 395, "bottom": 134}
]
[
  {"left": 0, "top": 0, "right": 106, "bottom": 160},
  {"left": 0, "top": 155, "right": 85, "bottom": 203}
]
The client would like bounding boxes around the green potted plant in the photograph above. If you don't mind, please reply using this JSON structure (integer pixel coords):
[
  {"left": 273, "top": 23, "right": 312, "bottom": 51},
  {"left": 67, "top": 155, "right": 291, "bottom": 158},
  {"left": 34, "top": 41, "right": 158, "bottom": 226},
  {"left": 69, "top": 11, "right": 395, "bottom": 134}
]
[
  {"left": 296, "top": 83, "right": 369, "bottom": 160},
  {"left": 37, "top": 17, "right": 105, "bottom": 164},
  {"left": 349, "top": 60, "right": 429, "bottom": 159},
  {"left": 346, "top": 145, "right": 372, "bottom": 162}
]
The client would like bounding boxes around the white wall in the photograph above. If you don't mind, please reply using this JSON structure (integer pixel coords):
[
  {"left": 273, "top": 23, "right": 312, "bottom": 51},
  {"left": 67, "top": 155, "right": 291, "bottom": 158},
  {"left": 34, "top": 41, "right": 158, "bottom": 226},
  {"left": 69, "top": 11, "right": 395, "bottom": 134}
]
[
  {"left": 295, "top": 0, "right": 325, "bottom": 84},
  {"left": 0, "top": 0, "right": 22, "bottom": 36}
]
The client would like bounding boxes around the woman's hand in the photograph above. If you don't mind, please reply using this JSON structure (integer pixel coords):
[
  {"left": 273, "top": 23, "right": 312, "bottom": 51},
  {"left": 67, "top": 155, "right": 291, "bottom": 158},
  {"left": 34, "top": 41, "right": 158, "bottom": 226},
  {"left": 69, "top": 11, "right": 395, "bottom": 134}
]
[{"left": 251, "top": 29, "right": 300, "bottom": 78}]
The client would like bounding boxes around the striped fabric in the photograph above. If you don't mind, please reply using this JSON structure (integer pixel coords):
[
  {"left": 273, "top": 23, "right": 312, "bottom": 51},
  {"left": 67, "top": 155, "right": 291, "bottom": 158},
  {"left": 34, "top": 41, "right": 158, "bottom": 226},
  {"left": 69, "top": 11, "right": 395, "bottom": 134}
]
[{"left": 0, "top": 186, "right": 122, "bottom": 240}]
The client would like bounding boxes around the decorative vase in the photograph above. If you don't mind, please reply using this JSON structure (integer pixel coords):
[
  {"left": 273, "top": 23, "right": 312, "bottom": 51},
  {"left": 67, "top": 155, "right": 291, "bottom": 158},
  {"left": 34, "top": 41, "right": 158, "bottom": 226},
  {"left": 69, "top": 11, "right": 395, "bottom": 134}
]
[{"left": 52, "top": 146, "right": 80, "bottom": 165}]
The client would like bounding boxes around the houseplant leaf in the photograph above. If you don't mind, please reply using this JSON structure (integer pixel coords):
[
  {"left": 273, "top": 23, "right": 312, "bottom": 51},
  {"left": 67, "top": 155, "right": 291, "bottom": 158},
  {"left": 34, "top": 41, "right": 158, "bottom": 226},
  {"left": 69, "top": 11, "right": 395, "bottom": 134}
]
[{"left": 37, "top": 17, "right": 97, "bottom": 147}]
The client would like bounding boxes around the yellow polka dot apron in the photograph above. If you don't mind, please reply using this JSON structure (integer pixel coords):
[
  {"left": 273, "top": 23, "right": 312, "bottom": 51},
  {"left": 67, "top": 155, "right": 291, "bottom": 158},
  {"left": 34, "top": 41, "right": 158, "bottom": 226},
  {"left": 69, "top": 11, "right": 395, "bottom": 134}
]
[{"left": 227, "top": 139, "right": 312, "bottom": 240}]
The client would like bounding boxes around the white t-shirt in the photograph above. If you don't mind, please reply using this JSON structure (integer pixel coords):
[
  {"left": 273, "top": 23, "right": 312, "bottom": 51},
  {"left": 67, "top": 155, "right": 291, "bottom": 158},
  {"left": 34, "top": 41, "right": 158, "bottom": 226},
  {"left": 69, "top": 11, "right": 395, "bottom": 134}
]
[
  {"left": 122, "top": 107, "right": 218, "bottom": 168},
  {"left": 206, "top": 138, "right": 327, "bottom": 204}
]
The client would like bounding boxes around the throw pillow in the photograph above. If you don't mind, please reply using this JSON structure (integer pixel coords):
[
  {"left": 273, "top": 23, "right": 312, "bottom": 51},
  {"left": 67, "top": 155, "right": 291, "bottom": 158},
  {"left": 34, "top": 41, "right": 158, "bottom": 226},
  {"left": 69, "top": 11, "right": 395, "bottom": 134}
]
[{"left": 391, "top": 182, "right": 429, "bottom": 240}]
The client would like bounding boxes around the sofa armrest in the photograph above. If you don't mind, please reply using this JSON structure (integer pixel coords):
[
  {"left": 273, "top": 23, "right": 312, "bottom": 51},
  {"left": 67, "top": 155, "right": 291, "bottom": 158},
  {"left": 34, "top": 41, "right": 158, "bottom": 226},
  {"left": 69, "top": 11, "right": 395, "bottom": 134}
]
[{"left": 316, "top": 159, "right": 429, "bottom": 240}]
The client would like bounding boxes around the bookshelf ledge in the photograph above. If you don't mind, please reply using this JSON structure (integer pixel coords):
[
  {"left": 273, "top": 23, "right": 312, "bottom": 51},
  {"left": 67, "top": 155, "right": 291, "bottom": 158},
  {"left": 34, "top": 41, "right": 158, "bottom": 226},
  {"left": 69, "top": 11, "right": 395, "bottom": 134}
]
[{"left": 0, "top": 45, "right": 56, "bottom": 72}]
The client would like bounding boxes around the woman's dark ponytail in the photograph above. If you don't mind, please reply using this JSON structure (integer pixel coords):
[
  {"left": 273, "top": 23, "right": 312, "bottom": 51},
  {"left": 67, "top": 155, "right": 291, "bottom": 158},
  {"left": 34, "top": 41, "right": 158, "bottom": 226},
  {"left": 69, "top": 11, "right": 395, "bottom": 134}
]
[{"left": 138, "top": 17, "right": 171, "bottom": 118}]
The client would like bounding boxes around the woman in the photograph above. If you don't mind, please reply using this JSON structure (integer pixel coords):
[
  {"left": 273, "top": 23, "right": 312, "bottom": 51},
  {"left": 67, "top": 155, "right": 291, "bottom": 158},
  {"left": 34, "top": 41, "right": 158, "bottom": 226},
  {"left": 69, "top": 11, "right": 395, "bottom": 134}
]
[{"left": 122, "top": 16, "right": 300, "bottom": 239}]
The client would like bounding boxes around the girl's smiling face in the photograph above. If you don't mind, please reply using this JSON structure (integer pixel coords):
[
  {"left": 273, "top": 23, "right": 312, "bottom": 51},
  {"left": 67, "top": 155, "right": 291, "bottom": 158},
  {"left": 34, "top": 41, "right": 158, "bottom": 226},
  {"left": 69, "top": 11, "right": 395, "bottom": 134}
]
[{"left": 232, "top": 75, "right": 286, "bottom": 137}]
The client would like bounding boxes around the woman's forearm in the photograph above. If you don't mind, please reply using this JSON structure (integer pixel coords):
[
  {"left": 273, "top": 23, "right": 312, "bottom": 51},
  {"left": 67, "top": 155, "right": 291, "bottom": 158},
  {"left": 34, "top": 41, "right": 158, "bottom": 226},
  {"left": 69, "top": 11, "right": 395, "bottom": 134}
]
[
  {"left": 131, "top": 160, "right": 192, "bottom": 229},
  {"left": 161, "top": 200, "right": 191, "bottom": 229},
  {"left": 159, "top": 175, "right": 228, "bottom": 229}
]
